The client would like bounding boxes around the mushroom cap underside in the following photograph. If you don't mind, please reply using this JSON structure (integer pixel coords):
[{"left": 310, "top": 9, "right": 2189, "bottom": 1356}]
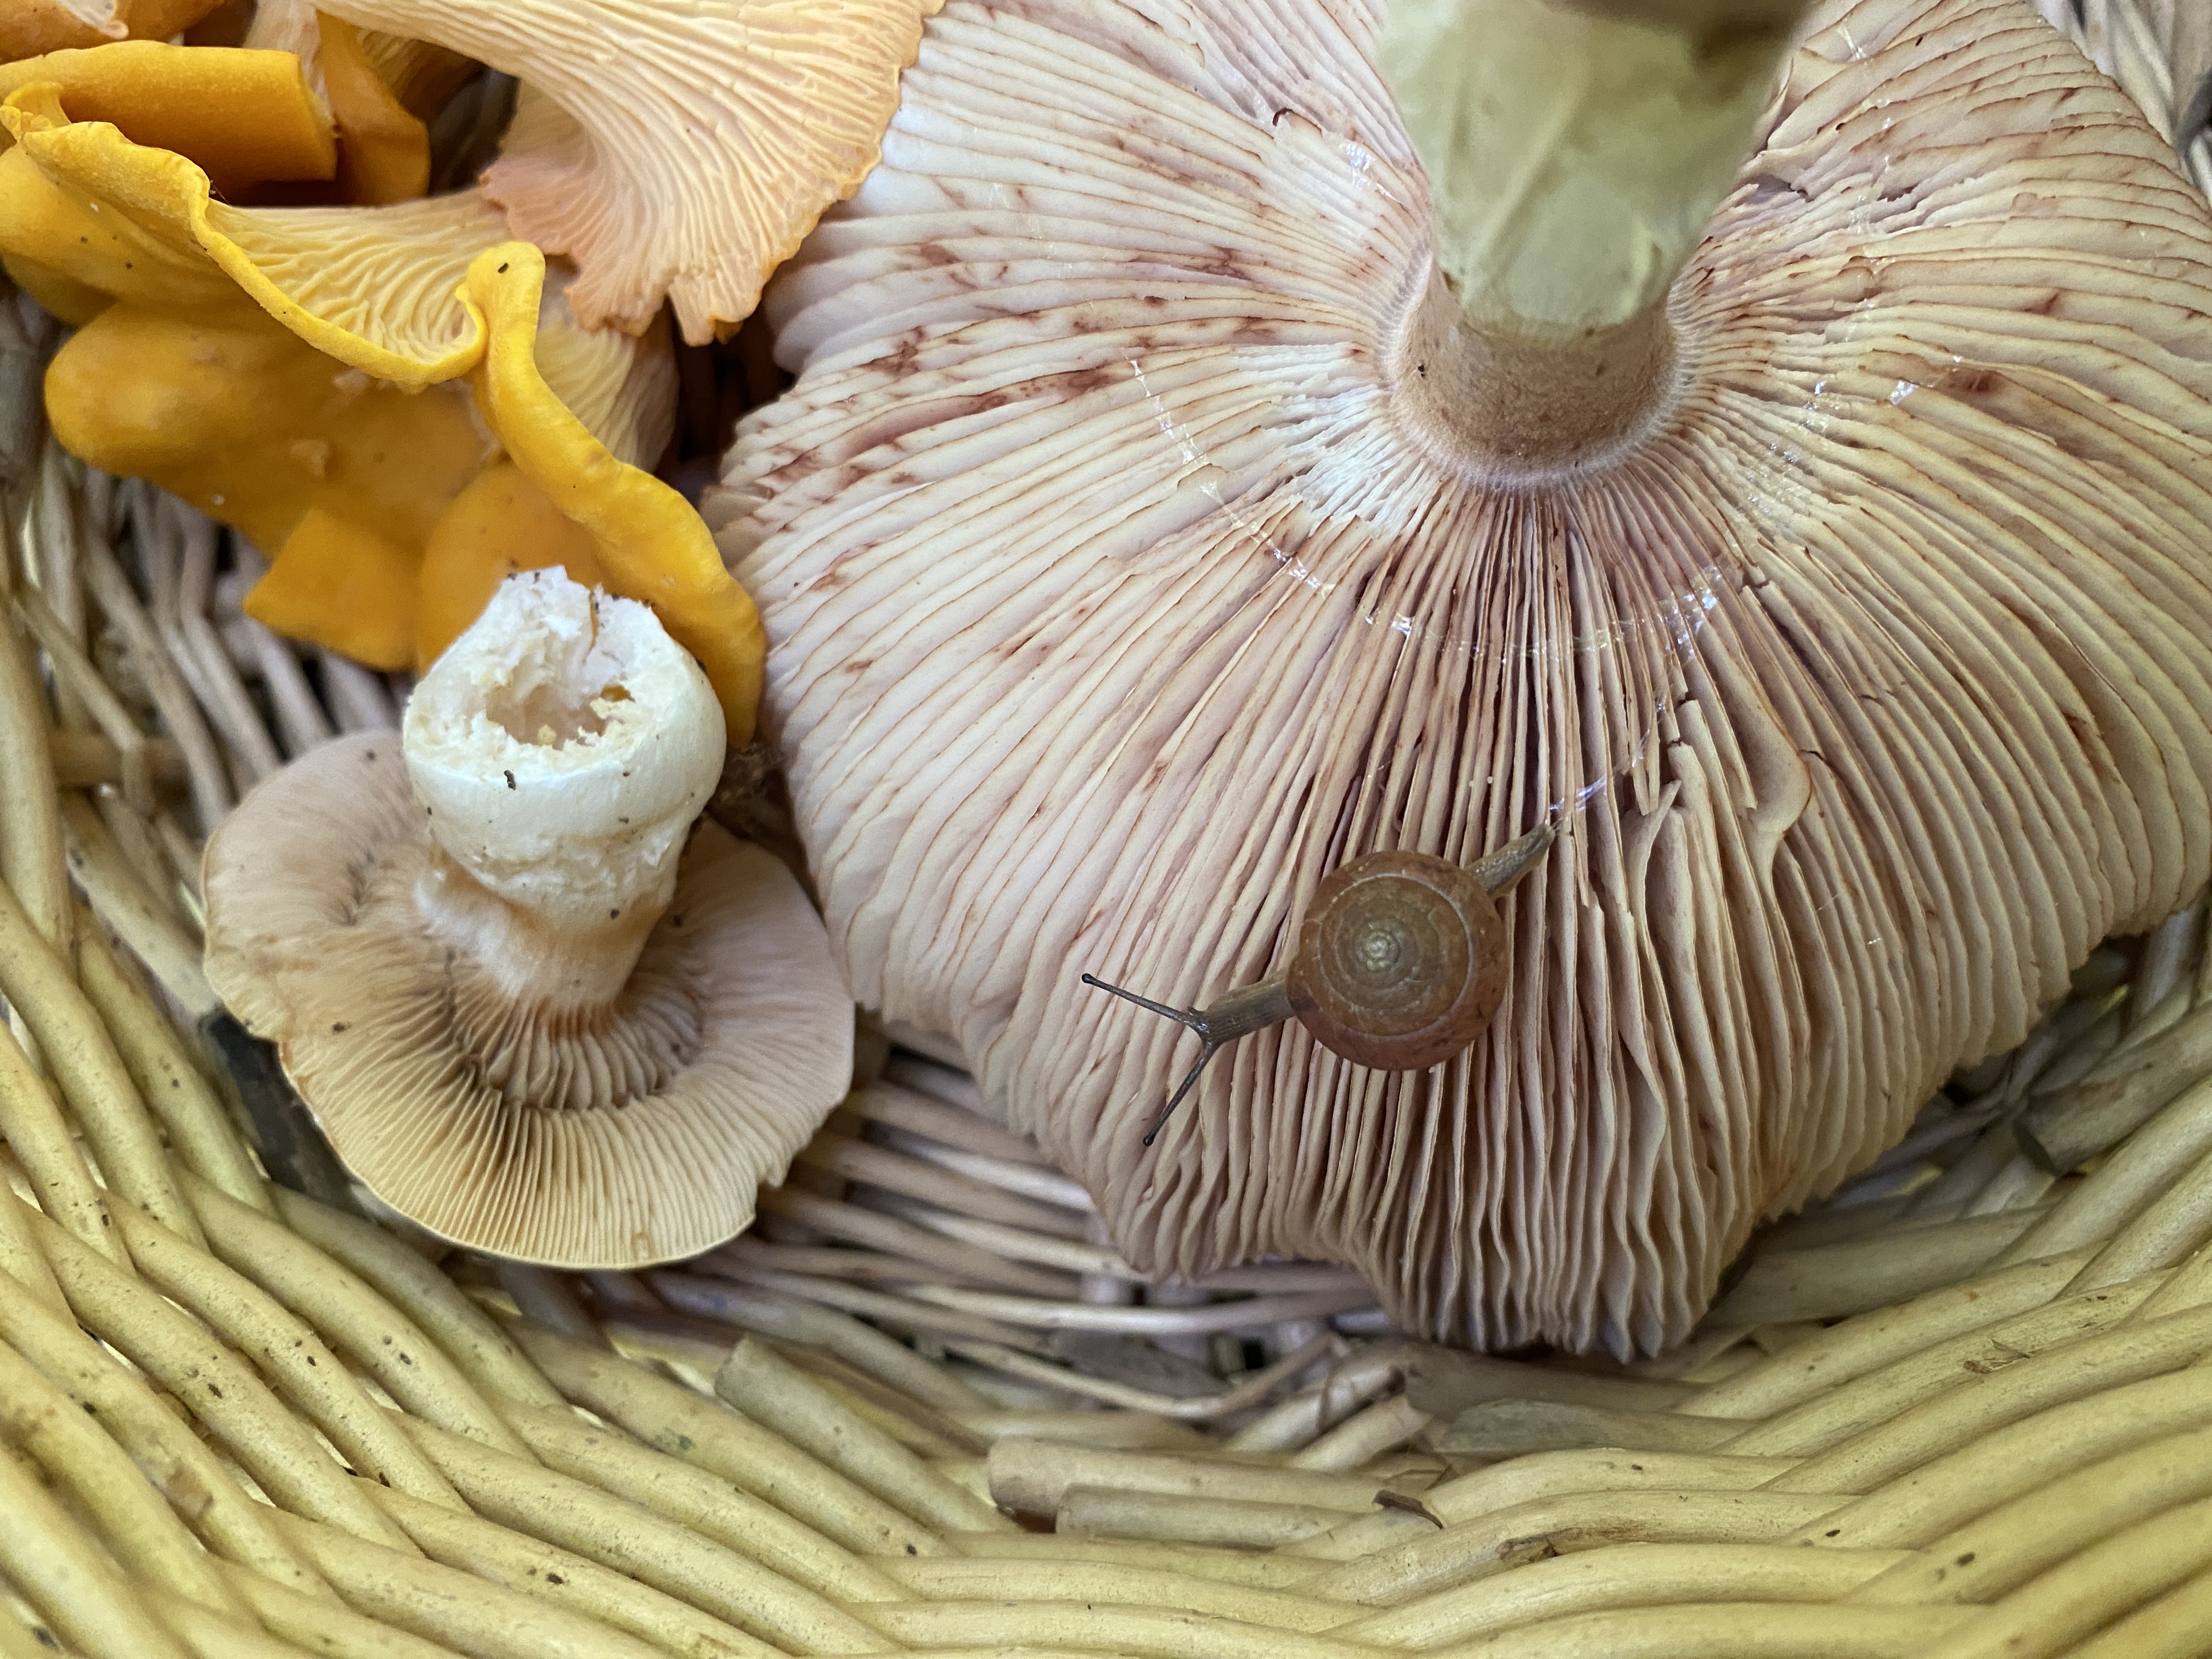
[
  {"left": 717, "top": 0, "right": 2212, "bottom": 1355},
  {"left": 204, "top": 734, "right": 853, "bottom": 1268},
  {"left": 312, "top": 0, "right": 947, "bottom": 341}
]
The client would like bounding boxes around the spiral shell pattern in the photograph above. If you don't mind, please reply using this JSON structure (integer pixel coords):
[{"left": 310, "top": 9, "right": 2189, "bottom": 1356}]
[{"left": 1286, "top": 852, "right": 1508, "bottom": 1072}]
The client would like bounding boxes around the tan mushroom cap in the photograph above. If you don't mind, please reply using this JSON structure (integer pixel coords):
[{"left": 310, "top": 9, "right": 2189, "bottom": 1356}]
[
  {"left": 204, "top": 578, "right": 850, "bottom": 1266},
  {"left": 312, "top": 0, "right": 945, "bottom": 342},
  {"left": 716, "top": 0, "right": 2212, "bottom": 1353}
]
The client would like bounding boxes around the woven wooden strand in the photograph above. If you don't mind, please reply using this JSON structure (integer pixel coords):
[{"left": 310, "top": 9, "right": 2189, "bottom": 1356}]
[
  {"left": 1335, "top": 1542, "right": 1909, "bottom": 1647},
  {"left": 934, "top": 1331, "right": 1340, "bottom": 1420},
  {"left": 2004, "top": 1075, "right": 2212, "bottom": 1266},
  {"left": 2068, "top": 1137, "right": 2212, "bottom": 1291},
  {"left": 1847, "top": 1423, "right": 2212, "bottom": 1606},
  {"left": 501, "top": 1400, "right": 909, "bottom": 1604},
  {"left": 1284, "top": 1395, "right": 1431, "bottom": 1471},
  {"left": 314, "top": 648, "right": 399, "bottom": 733},
  {"left": 868, "top": 1600, "right": 1389, "bottom": 1657},
  {"left": 1680, "top": 1252, "right": 2099, "bottom": 1421},
  {"left": 182, "top": 1173, "right": 527, "bottom": 1457},
  {"left": 0, "top": 872, "right": 198, "bottom": 1244},
  {"left": 392, "top": 1414, "right": 890, "bottom": 1656},
  {"left": 148, "top": 1591, "right": 337, "bottom": 1659},
  {"left": 9, "top": 583, "right": 153, "bottom": 816},
  {"left": 73, "top": 505, "right": 236, "bottom": 821},
  {"left": 0, "top": 1437, "right": 196, "bottom": 1659},
  {"left": 0, "top": 1160, "right": 63, "bottom": 1316},
  {"left": 0, "top": 1259, "right": 332, "bottom": 1598},
  {"left": 1716, "top": 1271, "right": 2166, "bottom": 1459},
  {"left": 717, "top": 1337, "right": 1014, "bottom": 1534},
  {"left": 2138, "top": 1234, "right": 2212, "bottom": 1319},
  {"left": 1421, "top": 1601, "right": 1974, "bottom": 1658},
  {"left": 1055, "top": 1488, "right": 1350, "bottom": 1547},
  {"left": 20, "top": 1198, "right": 419, "bottom": 1552},
  {"left": 269, "top": 1510, "right": 674, "bottom": 1659},
  {"left": 138, "top": 498, "right": 283, "bottom": 789},
  {"left": 1226, "top": 1347, "right": 1408, "bottom": 1453},
  {"left": 1908, "top": 1494, "right": 2212, "bottom": 1659},
  {"left": 1302, "top": 1491, "right": 1849, "bottom": 1607},
  {"left": 758, "top": 1338, "right": 992, "bottom": 1459},
  {"left": 988, "top": 1440, "right": 1412, "bottom": 1521},
  {"left": 0, "top": 1035, "right": 112, "bottom": 1280},
  {"left": 1766, "top": 1301, "right": 2212, "bottom": 1495},
  {"left": 2066, "top": 1564, "right": 2212, "bottom": 1659},
  {"left": 646, "top": 1268, "right": 994, "bottom": 1410},
  {"left": 216, "top": 547, "right": 334, "bottom": 762},
  {"left": 364, "top": 1482, "right": 770, "bottom": 1659},
  {"left": 936, "top": 1532, "right": 1331, "bottom": 1588},
  {"left": 1287, "top": 1449, "right": 1803, "bottom": 1564},
  {"left": 0, "top": 1335, "right": 249, "bottom": 1624},
  {"left": 77, "top": 938, "right": 265, "bottom": 1211},
  {"left": 871, "top": 1556, "right": 1352, "bottom": 1632},
  {"left": 91, "top": 785, "right": 189, "bottom": 930},
  {"left": 1708, "top": 1207, "right": 2052, "bottom": 1327},
  {"left": 58, "top": 797, "right": 214, "bottom": 1015},
  {"left": 0, "top": 1604, "right": 57, "bottom": 1659},
  {"left": 1801, "top": 1366, "right": 2212, "bottom": 1549},
  {"left": 0, "top": 607, "right": 70, "bottom": 956},
  {"left": 742, "top": 1188, "right": 1085, "bottom": 1298},
  {"left": 268, "top": 1189, "right": 567, "bottom": 1411},
  {"left": 508, "top": 1319, "right": 954, "bottom": 1558},
  {"left": 106, "top": 1201, "right": 465, "bottom": 1511},
  {"left": 953, "top": 1410, "right": 1208, "bottom": 1452}
]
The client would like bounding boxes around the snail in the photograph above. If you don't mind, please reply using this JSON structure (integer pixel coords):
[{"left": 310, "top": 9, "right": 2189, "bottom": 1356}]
[{"left": 1085, "top": 822, "right": 1556, "bottom": 1143}]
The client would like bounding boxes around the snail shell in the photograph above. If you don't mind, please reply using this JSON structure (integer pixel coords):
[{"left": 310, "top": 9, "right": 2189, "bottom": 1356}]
[{"left": 1284, "top": 850, "right": 1508, "bottom": 1071}]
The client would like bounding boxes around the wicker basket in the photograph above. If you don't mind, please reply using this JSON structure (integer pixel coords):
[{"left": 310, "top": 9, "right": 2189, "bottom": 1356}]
[{"left": 2, "top": 6, "right": 2211, "bottom": 1656}]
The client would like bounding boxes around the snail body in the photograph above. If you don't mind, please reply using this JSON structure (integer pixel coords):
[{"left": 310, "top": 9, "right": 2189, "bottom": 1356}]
[{"left": 1086, "top": 823, "right": 1551, "bottom": 1141}]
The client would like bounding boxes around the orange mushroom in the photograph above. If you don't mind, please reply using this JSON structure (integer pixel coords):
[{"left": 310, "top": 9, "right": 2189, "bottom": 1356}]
[
  {"left": 0, "top": 70, "right": 757, "bottom": 728},
  {"left": 1, "top": 2, "right": 229, "bottom": 64}
]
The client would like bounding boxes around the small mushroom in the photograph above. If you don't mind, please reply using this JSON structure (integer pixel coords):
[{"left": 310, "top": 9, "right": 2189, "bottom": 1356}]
[
  {"left": 719, "top": 0, "right": 2212, "bottom": 1352},
  {"left": 202, "top": 571, "right": 853, "bottom": 1267},
  {"left": 311, "top": 0, "right": 948, "bottom": 339}
]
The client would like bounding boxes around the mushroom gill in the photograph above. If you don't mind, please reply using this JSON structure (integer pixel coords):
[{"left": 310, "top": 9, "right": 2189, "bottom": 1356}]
[
  {"left": 715, "top": 0, "right": 2212, "bottom": 1353},
  {"left": 203, "top": 573, "right": 852, "bottom": 1267},
  {"left": 311, "top": 0, "right": 949, "bottom": 341}
]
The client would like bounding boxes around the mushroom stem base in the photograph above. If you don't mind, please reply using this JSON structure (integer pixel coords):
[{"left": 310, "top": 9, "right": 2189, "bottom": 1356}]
[
  {"left": 1393, "top": 269, "right": 1678, "bottom": 477},
  {"left": 415, "top": 843, "right": 664, "bottom": 1013}
]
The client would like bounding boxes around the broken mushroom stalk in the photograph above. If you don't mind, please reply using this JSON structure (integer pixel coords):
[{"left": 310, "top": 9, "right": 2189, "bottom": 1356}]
[
  {"left": 202, "top": 571, "right": 851, "bottom": 1267},
  {"left": 1087, "top": 823, "right": 1555, "bottom": 1143},
  {"left": 720, "top": 0, "right": 2212, "bottom": 1355}
]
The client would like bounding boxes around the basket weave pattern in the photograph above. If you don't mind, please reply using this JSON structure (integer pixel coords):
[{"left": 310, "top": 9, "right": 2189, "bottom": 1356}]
[{"left": 1, "top": 6, "right": 2210, "bottom": 1656}]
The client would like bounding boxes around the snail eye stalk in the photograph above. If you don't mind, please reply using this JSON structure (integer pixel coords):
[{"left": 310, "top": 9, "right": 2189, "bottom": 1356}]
[
  {"left": 1078, "top": 974, "right": 1223, "bottom": 1144},
  {"left": 1081, "top": 970, "right": 1297, "bottom": 1146},
  {"left": 1084, "top": 823, "right": 1554, "bottom": 1148}
]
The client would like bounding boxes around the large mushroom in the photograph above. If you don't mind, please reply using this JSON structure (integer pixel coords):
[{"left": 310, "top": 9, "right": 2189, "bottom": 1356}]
[
  {"left": 715, "top": 0, "right": 2212, "bottom": 1353},
  {"left": 202, "top": 572, "right": 853, "bottom": 1267}
]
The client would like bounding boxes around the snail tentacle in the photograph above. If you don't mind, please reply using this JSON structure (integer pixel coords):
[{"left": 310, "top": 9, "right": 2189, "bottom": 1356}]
[{"left": 1084, "top": 827, "right": 1551, "bottom": 1144}]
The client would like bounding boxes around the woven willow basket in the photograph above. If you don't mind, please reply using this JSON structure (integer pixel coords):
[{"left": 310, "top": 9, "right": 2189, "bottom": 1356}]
[{"left": 3, "top": 6, "right": 2212, "bottom": 1657}]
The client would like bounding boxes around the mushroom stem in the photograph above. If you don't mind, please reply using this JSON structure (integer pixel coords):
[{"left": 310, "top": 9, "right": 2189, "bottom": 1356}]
[
  {"left": 402, "top": 571, "right": 725, "bottom": 1012},
  {"left": 1380, "top": 0, "right": 1809, "bottom": 469}
]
